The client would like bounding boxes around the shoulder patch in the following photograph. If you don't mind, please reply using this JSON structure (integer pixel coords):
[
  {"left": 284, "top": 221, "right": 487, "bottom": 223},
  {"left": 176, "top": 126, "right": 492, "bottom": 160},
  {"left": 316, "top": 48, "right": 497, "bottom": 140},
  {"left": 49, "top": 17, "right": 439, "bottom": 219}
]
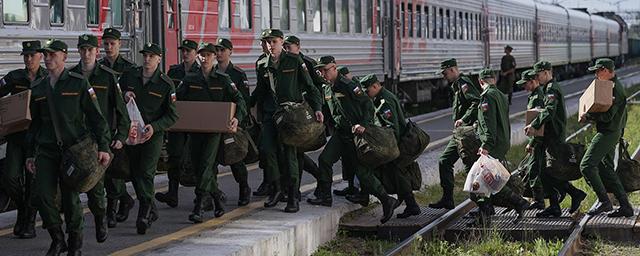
[
  {"left": 547, "top": 94, "right": 556, "bottom": 101},
  {"left": 98, "top": 64, "right": 118, "bottom": 76},
  {"left": 160, "top": 73, "right": 174, "bottom": 86},
  {"left": 88, "top": 87, "right": 97, "bottom": 100},
  {"left": 481, "top": 102, "right": 489, "bottom": 112},
  {"left": 68, "top": 71, "right": 84, "bottom": 79},
  {"left": 461, "top": 83, "right": 469, "bottom": 93}
]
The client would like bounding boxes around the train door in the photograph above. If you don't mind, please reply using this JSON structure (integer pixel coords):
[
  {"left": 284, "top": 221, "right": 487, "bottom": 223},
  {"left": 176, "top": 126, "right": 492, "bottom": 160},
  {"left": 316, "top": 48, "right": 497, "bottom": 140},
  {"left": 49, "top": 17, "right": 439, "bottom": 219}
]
[
  {"left": 127, "top": 0, "right": 151, "bottom": 64},
  {"left": 381, "top": 0, "right": 401, "bottom": 91},
  {"left": 164, "top": 0, "right": 181, "bottom": 70}
]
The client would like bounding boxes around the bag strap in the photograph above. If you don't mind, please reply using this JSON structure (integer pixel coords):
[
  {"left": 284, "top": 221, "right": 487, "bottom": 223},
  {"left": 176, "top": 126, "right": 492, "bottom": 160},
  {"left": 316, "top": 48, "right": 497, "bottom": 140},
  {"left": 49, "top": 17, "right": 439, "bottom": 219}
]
[
  {"left": 44, "top": 82, "right": 64, "bottom": 149},
  {"left": 620, "top": 138, "right": 632, "bottom": 160}
]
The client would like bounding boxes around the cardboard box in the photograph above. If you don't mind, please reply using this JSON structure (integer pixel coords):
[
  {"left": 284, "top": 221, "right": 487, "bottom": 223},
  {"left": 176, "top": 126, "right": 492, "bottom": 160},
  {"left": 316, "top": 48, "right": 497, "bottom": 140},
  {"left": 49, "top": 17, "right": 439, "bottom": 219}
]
[
  {"left": 579, "top": 79, "right": 613, "bottom": 118},
  {"left": 169, "top": 101, "right": 236, "bottom": 133},
  {"left": 525, "top": 108, "right": 544, "bottom": 137},
  {"left": 0, "top": 90, "right": 31, "bottom": 136}
]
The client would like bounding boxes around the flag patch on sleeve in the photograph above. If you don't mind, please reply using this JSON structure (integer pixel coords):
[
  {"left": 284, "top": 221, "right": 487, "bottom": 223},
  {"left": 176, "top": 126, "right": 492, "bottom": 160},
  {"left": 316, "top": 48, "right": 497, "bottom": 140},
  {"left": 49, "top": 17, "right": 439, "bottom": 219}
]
[
  {"left": 171, "top": 92, "right": 177, "bottom": 103},
  {"left": 88, "top": 87, "right": 97, "bottom": 100},
  {"left": 481, "top": 102, "right": 489, "bottom": 112}
]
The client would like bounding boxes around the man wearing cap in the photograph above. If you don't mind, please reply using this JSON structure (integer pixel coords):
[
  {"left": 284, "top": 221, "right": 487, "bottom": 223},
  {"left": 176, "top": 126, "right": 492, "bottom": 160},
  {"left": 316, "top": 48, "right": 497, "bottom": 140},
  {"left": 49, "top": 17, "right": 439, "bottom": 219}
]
[
  {"left": 69, "top": 34, "right": 130, "bottom": 242},
  {"left": 155, "top": 39, "right": 201, "bottom": 209},
  {"left": 252, "top": 29, "right": 272, "bottom": 197},
  {"left": 429, "top": 58, "right": 481, "bottom": 210},
  {"left": 578, "top": 58, "right": 633, "bottom": 217},
  {"left": 0, "top": 40, "right": 47, "bottom": 239},
  {"left": 99, "top": 27, "right": 137, "bottom": 227},
  {"left": 250, "top": 29, "right": 323, "bottom": 213},
  {"left": 26, "top": 39, "right": 111, "bottom": 255},
  {"left": 361, "top": 74, "right": 421, "bottom": 218},
  {"left": 525, "top": 61, "right": 586, "bottom": 217},
  {"left": 212, "top": 38, "right": 253, "bottom": 206},
  {"left": 313, "top": 55, "right": 399, "bottom": 223},
  {"left": 119, "top": 43, "right": 178, "bottom": 234},
  {"left": 471, "top": 69, "right": 528, "bottom": 226},
  {"left": 499, "top": 45, "right": 516, "bottom": 104}
]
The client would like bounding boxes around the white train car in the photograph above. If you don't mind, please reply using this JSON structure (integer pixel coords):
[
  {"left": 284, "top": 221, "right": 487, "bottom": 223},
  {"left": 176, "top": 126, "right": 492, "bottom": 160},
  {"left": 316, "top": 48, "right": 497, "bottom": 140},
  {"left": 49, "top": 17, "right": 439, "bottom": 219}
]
[
  {"left": 486, "top": 0, "right": 536, "bottom": 71},
  {"left": 566, "top": 8, "right": 592, "bottom": 64},
  {"left": 605, "top": 18, "right": 620, "bottom": 58},
  {"left": 535, "top": 3, "right": 570, "bottom": 66},
  {"left": 591, "top": 14, "right": 609, "bottom": 58}
]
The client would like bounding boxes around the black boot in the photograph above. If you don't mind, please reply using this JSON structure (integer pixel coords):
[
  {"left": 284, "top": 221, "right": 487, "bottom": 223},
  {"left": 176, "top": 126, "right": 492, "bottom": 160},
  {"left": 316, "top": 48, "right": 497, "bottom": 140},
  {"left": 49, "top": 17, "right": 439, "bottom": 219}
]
[
  {"left": 106, "top": 198, "right": 118, "bottom": 228},
  {"left": 116, "top": 193, "right": 135, "bottom": 222},
  {"left": 307, "top": 184, "right": 332, "bottom": 207},
  {"left": 94, "top": 215, "right": 108, "bottom": 243},
  {"left": 333, "top": 180, "right": 358, "bottom": 197},
  {"left": 136, "top": 202, "right": 152, "bottom": 235},
  {"left": 155, "top": 180, "right": 179, "bottom": 208},
  {"left": 213, "top": 193, "right": 225, "bottom": 217},
  {"left": 588, "top": 200, "right": 613, "bottom": 216},
  {"left": 512, "top": 193, "right": 530, "bottom": 223},
  {"left": 202, "top": 196, "right": 214, "bottom": 211},
  {"left": 284, "top": 186, "right": 299, "bottom": 213},
  {"left": 238, "top": 185, "right": 251, "bottom": 206},
  {"left": 566, "top": 184, "right": 586, "bottom": 214},
  {"left": 253, "top": 182, "right": 271, "bottom": 196},
  {"left": 45, "top": 226, "right": 67, "bottom": 256},
  {"left": 468, "top": 201, "right": 492, "bottom": 228},
  {"left": 528, "top": 187, "right": 546, "bottom": 210},
  {"left": 346, "top": 192, "right": 370, "bottom": 207},
  {"left": 189, "top": 194, "right": 205, "bottom": 223},
  {"left": 537, "top": 189, "right": 562, "bottom": 218},
  {"left": 264, "top": 185, "right": 284, "bottom": 208},
  {"left": 19, "top": 205, "right": 36, "bottom": 239},
  {"left": 608, "top": 194, "right": 634, "bottom": 218},
  {"left": 397, "top": 194, "right": 421, "bottom": 218},
  {"left": 429, "top": 189, "right": 454, "bottom": 209},
  {"left": 67, "top": 232, "right": 83, "bottom": 256},
  {"left": 380, "top": 195, "right": 401, "bottom": 224},
  {"left": 12, "top": 202, "right": 24, "bottom": 237}
]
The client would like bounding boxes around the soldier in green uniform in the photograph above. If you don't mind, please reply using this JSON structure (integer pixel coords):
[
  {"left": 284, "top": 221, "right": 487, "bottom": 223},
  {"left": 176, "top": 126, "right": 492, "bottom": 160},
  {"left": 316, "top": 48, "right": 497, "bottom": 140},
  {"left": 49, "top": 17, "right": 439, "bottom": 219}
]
[
  {"left": 213, "top": 38, "right": 252, "bottom": 206},
  {"left": 578, "top": 58, "right": 633, "bottom": 217},
  {"left": 26, "top": 39, "right": 111, "bottom": 255},
  {"left": 155, "top": 39, "right": 201, "bottom": 208},
  {"left": 252, "top": 29, "right": 272, "bottom": 197},
  {"left": 250, "top": 29, "right": 323, "bottom": 213},
  {"left": 119, "top": 43, "right": 178, "bottom": 234},
  {"left": 429, "top": 58, "right": 481, "bottom": 210},
  {"left": 0, "top": 40, "right": 46, "bottom": 239},
  {"left": 179, "top": 42, "right": 246, "bottom": 222},
  {"left": 99, "top": 27, "right": 137, "bottom": 227},
  {"left": 361, "top": 74, "right": 421, "bottom": 218},
  {"left": 499, "top": 45, "right": 516, "bottom": 104},
  {"left": 70, "top": 34, "right": 130, "bottom": 243},
  {"left": 312, "top": 56, "right": 399, "bottom": 223},
  {"left": 525, "top": 61, "right": 586, "bottom": 217}
]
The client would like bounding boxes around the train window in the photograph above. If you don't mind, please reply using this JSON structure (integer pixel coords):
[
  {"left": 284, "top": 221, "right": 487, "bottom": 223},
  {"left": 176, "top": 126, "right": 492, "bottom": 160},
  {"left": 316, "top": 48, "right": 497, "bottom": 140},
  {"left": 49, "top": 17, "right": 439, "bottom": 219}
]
[
  {"left": 452, "top": 10, "right": 456, "bottom": 40},
  {"left": 475, "top": 14, "right": 480, "bottom": 41},
  {"left": 365, "top": 0, "right": 372, "bottom": 33},
  {"left": 458, "top": 11, "right": 463, "bottom": 40},
  {"left": 424, "top": 6, "right": 429, "bottom": 39},
  {"left": 219, "top": 0, "right": 231, "bottom": 28},
  {"left": 167, "top": 0, "right": 175, "bottom": 29},
  {"left": 4, "top": 0, "right": 28, "bottom": 23},
  {"left": 261, "top": 0, "right": 272, "bottom": 29},
  {"left": 87, "top": 0, "right": 99, "bottom": 25},
  {"left": 239, "top": 0, "right": 252, "bottom": 29},
  {"left": 328, "top": 0, "right": 336, "bottom": 32},
  {"left": 408, "top": 4, "right": 414, "bottom": 38},
  {"left": 312, "top": 0, "right": 321, "bottom": 32},
  {"left": 433, "top": 6, "right": 438, "bottom": 39},
  {"left": 340, "top": 0, "right": 348, "bottom": 33},
  {"left": 445, "top": 9, "right": 450, "bottom": 39},
  {"left": 297, "top": 0, "right": 306, "bottom": 31},
  {"left": 50, "top": 0, "right": 64, "bottom": 25},
  {"left": 112, "top": 0, "right": 123, "bottom": 26},
  {"left": 438, "top": 7, "right": 443, "bottom": 39},
  {"left": 464, "top": 12, "right": 469, "bottom": 40},
  {"left": 416, "top": 5, "right": 422, "bottom": 38},
  {"left": 354, "top": 0, "right": 361, "bottom": 33},
  {"left": 280, "top": 0, "right": 290, "bottom": 30},
  {"left": 400, "top": 4, "right": 405, "bottom": 38}
]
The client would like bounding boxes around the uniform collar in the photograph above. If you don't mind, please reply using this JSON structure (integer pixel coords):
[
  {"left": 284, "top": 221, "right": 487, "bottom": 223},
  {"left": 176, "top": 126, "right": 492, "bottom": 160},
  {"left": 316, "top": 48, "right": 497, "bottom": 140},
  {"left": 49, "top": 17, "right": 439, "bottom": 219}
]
[
  {"left": 22, "top": 66, "right": 47, "bottom": 79},
  {"left": 137, "top": 67, "right": 161, "bottom": 84},
  {"left": 481, "top": 84, "right": 496, "bottom": 96},
  {"left": 215, "top": 61, "right": 233, "bottom": 73}
]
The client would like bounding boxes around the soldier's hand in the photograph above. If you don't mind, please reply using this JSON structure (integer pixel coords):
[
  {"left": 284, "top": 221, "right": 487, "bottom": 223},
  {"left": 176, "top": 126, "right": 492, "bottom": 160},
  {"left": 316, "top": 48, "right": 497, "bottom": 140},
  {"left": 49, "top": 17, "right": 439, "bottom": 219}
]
[
  {"left": 579, "top": 114, "right": 588, "bottom": 123},
  {"left": 353, "top": 124, "right": 366, "bottom": 135},
  {"left": 454, "top": 119, "right": 464, "bottom": 128},
  {"left": 26, "top": 158, "right": 36, "bottom": 174},
  {"left": 141, "top": 124, "right": 154, "bottom": 142},
  {"left": 524, "top": 125, "right": 534, "bottom": 136},
  {"left": 478, "top": 147, "right": 489, "bottom": 156},
  {"left": 315, "top": 111, "right": 324, "bottom": 123},
  {"left": 97, "top": 151, "right": 111, "bottom": 166},
  {"left": 124, "top": 91, "right": 136, "bottom": 103},
  {"left": 111, "top": 140, "right": 123, "bottom": 150},
  {"left": 229, "top": 118, "right": 239, "bottom": 132},
  {"left": 525, "top": 144, "right": 533, "bottom": 153}
]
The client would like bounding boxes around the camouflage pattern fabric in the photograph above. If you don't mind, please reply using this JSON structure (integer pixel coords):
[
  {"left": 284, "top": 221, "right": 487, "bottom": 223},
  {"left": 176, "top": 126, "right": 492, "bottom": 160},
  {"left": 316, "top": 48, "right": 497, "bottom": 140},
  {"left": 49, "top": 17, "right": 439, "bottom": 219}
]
[{"left": 354, "top": 125, "right": 400, "bottom": 168}]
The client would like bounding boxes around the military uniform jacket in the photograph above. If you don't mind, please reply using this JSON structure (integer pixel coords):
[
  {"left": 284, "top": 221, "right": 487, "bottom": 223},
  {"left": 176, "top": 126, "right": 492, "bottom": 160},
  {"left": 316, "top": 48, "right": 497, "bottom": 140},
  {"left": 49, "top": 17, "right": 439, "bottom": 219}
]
[
  {"left": 252, "top": 52, "right": 322, "bottom": 115},
  {"left": 168, "top": 61, "right": 201, "bottom": 86},
  {"left": 98, "top": 55, "right": 135, "bottom": 77},
  {"left": 216, "top": 62, "right": 249, "bottom": 103},
  {"left": 70, "top": 63, "right": 130, "bottom": 143},
  {"left": 477, "top": 85, "right": 510, "bottom": 159},
  {"left": 325, "top": 75, "right": 375, "bottom": 133},
  {"left": 452, "top": 75, "right": 481, "bottom": 124},
  {"left": 178, "top": 69, "right": 247, "bottom": 124},
  {"left": 0, "top": 66, "right": 47, "bottom": 141},
  {"left": 500, "top": 55, "right": 516, "bottom": 78},
  {"left": 374, "top": 88, "right": 407, "bottom": 140},
  {"left": 119, "top": 67, "right": 178, "bottom": 134},
  {"left": 527, "top": 86, "right": 545, "bottom": 147},
  {"left": 530, "top": 80, "right": 567, "bottom": 141},
  {"left": 27, "top": 69, "right": 111, "bottom": 154},
  {"left": 299, "top": 52, "right": 325, "bottom": 91},
  {"left": 584, "top": 76, "right": 627, "bottom": 133}
]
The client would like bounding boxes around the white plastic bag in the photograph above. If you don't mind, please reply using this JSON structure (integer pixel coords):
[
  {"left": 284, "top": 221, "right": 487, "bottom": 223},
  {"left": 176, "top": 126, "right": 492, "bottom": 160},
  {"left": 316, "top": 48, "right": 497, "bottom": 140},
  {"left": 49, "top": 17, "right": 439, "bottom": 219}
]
[
  {"left": 463, "top": 154, "right": 511, "bottom": 195},
  {"left": 125, "top": 98, "right": 146, "bottom": 145}
]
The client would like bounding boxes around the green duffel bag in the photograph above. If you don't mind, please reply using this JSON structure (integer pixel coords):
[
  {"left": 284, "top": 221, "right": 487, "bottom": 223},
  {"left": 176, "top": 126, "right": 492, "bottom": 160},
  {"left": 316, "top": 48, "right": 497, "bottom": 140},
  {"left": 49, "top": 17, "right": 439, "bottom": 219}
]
[
  {"left": 221, "top": 128, "right": 250, "bottom": 165},
  {"left": 394, "top": 121, "right": 431, "bottom": 168},
  {"left": 402, "top": 161, "right": 423, "bottom": 191},
  {"left": 273, "top": 102, "right": 325, "bottom": 148},
  {"left": 453, "top": 125, "right": 481, "bottom": 167},
  {"left": 514, "top": 154, "right": 554, "bottom": 199},
  {"left": 60, "top": 136, "right": 112, "bottom": 193},
  {"left": 545, "top": 142, "right": 584, "bottom": 181},
  {"left": 354, "top": 125, "right": 400, "bottom": 169},
  {"left": 299, "top": 129, "right": 327, "bottom": 152},
  {"left": 490, "top": 160, "right": 526, "bottom": 209},
  {"left": 616, "top": 138, "right": 640, "bottom": 192},
  {"left": 106, "top": 147, "right": 130, "bottom": 180}
]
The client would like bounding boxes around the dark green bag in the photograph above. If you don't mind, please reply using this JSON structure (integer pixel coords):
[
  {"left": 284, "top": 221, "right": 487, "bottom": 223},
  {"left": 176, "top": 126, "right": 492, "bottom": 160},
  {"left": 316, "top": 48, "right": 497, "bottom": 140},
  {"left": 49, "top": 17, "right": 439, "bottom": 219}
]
[
  {"left": 299, "top": 130, "right": 327, "bottom": 152},
  {"left": 221, "top": 128, "right": 250, "bottom": 165},
  {"left": 273, "top": 102, "right": 325, "bottom": 148},
  {"left": 394, "top": 121, "right": 430, "bottom": 168},
  {"left": 617, "top": 138, "right": 640, "bottom": 192},
  {"left": 243, "top": 115, "right": 261, "bottom": 164},
  {"left": 402, "top": 161, "right": 423, "bottom": 190},
  {"left": 545, "top": 142, "right": 584, "bottom": 181},
  {"left": 354, "top": 126, "right": 400, "bottom": 168},
  {"left": 107, "top": 148, "right": 130, "bottom": 180},
  {"left": 453, "top": 126, "right": 481, "bottom": 167},
  {"left": 490, "top": 160, "right": 526, "bottom": 209}
]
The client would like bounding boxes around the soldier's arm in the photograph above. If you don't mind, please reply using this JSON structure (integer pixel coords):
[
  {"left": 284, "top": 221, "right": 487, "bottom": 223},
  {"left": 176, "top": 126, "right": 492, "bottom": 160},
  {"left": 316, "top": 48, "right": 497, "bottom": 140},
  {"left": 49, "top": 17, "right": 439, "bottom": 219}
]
[
  {"left": 150, "top": 83, "right": 178, "bottom": 132},
  {"left": 223, "top": 75, "right": 247, "bottom": 123},
  {"left": 299, "top": 61, "right": 322, "bottom": 112},
  {"left": 81, "top": 82, "right": 111, "bottom": 152},
  {"left": 531, "top": 88, "right": 560, "bottom": 129},
  {"left": 352, "top": 84, "right": 375, "bottom": 126},
  {"left": 460, "top": 81, "right": 481, "bottom": 124},
  {"left": 479, "top": 97, "right": 498, "bottom": 152},
  {"left": 111, "top": 75, "right": 131, "bottom": 143},
  {"left": 249, "top": 72, "right": 267, "bottom": 108},
  {"left": 0, "top": 73, "right": 14, "bottom": 97}
]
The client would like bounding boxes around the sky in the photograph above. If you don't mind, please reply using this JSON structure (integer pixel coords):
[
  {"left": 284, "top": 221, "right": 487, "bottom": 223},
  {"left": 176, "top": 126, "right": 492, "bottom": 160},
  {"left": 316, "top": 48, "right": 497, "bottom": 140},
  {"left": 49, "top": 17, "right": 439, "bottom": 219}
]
[{"left": 541, "top": 0, "right": 640, "bottom": 25}]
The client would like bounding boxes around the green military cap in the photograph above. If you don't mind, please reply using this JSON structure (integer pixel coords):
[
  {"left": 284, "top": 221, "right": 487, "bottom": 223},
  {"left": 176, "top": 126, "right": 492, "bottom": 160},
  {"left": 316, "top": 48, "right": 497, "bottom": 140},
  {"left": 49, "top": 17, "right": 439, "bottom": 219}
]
[
  {"left": 178, "top": 39, "right": 198, "bottom": 50},
  {"left": 197, "top": 43, "right": 216, "bottom": 53},
  {"left": 21, "top": 40, "right": 41, "bottom": 55},
  {"left": 359, "top": 74, "right": 380, "bottom": 88},
  {"left": 533, "top": 60, "right": 552, "bottom": 73},
  {"left": 102, "top": 27, "right": 121, "bottom": 40},
  {"left": 479, "top": 68, "right": 495, "bottom": 79},
  {"left": 515, "top": 69, "right": 536, "bottom": 86},
  {"left": 314, "top": 55, "right": 336, "bottom": 69},
  {"left": 337, "top": 66, "right": 350, "bottom": 75},
  {"left": 139, "top": 42, "right": 163, "bottom": 56},
  {"left": 260, "top": 29, "right": 284, "bottom": 39},
  {"left": 440, "top": 58, "right": 457, "bottom": 71},
  {"left": 505, "top": 45, "right": 513, "bottom": 51},
  {"left": 284, "top": 35, "right": 300, "bottom": 45},
  {"left": 588, "top": 58, "right": 615, "bottom": 72},
  {"left": 214, "top": 38, "right": 233, "bottom": 50},
  {"left": 77, "top": 34, "right": 99, "bottom": 48},
  {"left": 38, "top": 39, "right": 68, "bottom": 53}
]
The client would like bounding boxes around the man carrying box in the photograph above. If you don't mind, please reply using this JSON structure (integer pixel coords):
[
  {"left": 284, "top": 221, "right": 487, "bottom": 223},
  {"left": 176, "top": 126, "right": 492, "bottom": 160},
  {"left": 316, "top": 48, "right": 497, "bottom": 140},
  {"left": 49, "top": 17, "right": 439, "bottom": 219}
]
[
  {"left": 0, "top": 40, "right": 47, "bottom": 239},
  {"left": 579, "top": 58, "right": 633, "bottom": 217}
]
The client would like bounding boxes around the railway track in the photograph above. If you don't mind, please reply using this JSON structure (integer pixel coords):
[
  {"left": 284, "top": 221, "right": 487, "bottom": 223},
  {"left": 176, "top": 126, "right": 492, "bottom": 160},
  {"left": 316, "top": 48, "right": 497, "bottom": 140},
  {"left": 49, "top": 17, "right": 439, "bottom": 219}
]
[{"left": 384, "top": 85, "right": 640, "bottom": 256}]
